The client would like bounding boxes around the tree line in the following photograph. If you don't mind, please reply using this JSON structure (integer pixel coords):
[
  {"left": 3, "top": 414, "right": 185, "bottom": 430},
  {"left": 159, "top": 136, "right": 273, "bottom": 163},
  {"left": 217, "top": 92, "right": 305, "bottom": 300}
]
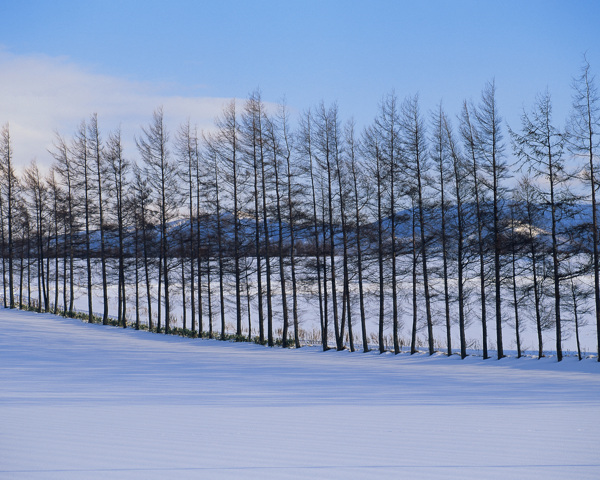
[{"left": 1, "top": 61, "right": 599, "bottom": 362}]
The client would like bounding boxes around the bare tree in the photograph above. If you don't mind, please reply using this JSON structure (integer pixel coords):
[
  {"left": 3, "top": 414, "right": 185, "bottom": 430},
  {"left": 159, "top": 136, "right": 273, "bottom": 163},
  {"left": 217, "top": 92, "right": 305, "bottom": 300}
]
[
  {"left": 371, "top": 93, "right": 402, "bottom": 353},
  {"left": 132, "top": 165, "right": 155, "bottom": 330},
  {"left": 0, "top": 123, "right": 16, "bottom": 308},
  {"left": 214, "top": 101, "right": 244, "bottom": 338},
  {"left": 241, "top": 91, "right": 267, "bottom": 344},
  {"left": 566, "top": 57, "right": 600, "bottom": 361},
  {"left": 264, "top": 110, "right": 291, "bottom": 346},
  {"left": 362, "top": 122, "right": 386, "bottom": 353},
  {"left": 401, "top": 94, "right": 434, "bottom": 354},
  {"left": 50, "top": 133, "right": 76, "bottom": 313},
  {"left": 0, "top": 171, "right": 6, "bottom": 308},
  {"left": 202, "top": 133, "right": 229, "bottom": 340},
  {"left": 346, "top": 120, "right": 369, "bottom": 352},
  {"left": 282, "top": 107, "right": 301, "bottom": 349},
  {"left": 23, "top": 161, "right": 47, "bottom": 312},
  {"left": 564, "top": 265, "right": 592, "bottom": 361},
  {"left": 88, "top": 114, "right": 109, "bottom": 324},
  {"left": 460, "top": 100, "right": 490, "bottom": 359},
  {"left": 513, "top": 177, "right": 546, "bottom": 358},
  {"left": 176, "top": 120, "right": 198, "bottom": 332},
  {"left": 409, "top": 192, "right": 419, "bottom": 354},
  {"left": 475, "top": 80, "right": 507, "bottom": 359},
  {"left": 298, "top": 109, "right": 327, "bottom": 350},
  {"left": 15, "top": 197, "right": 30, "bottom": 309},
  {"left": 510, "top": 90, "right": 568, "bottom": 360},
  {"left": 107, "top": 128, "right": 129, "bottom": 327},
  {"left": 137, "top": 107, "right": 179, "bottom": 333},
  {"left": 72, "top": 121, "right": 94, "bottom": 322},
  {"left": 507, "top": 198, "right": 525, "bottom": 358},
  {"left": 313, "top": 102, "right": 344, "bottom": 349},
  {"left": 194, "top": 131, "right": 205, "bottom": 335},
  {"left": 47, "top": 169, "right": 62, "bottom": 314},
  {"left": 431, "top": 104, "right": 452, "bottom": 355},
  {"left": 444, "top": 113, "right": 469, "bottom": 358}
]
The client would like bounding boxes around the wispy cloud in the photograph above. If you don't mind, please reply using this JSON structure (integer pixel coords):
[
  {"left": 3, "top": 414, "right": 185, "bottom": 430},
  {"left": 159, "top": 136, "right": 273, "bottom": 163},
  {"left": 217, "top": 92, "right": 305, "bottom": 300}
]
[{"left": 0, "top": 48, "right": 231, "bottom": 170}]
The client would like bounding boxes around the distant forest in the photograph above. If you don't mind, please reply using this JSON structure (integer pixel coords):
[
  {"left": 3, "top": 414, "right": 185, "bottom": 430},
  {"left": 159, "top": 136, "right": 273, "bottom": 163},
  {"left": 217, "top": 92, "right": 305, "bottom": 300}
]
[{"left": 1, "top": 61, "right": 600, "bottom": 362}]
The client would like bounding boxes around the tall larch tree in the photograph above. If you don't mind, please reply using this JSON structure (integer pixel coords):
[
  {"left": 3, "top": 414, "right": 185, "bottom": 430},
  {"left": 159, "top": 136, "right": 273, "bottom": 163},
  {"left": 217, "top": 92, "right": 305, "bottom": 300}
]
[
  {"left": 566, "top": 57, "right": 600, "bottom": 361},
  {"left": 431, "top": 105, "right": 452, "bottom": 355},
  {"left": 88, "top": 114, "right": 109, "bottom": 324},
  {"left": 346, "top": 120, "right": 370, "bottom": 352},
  {"left": 374, "top": 93, "right": 401, "bottom": 353},
  {"left": 401, "top": 94, "right": 434, "bottom": 355},
  {"left": 475, "top": 80, "right": 507, "bottom": 359},
  {"left": 107, "top": 128, "right": 129, "bottom": 327},
  {"left": 460, "top": 101, "right": 490, "bottom": 359},
  {"left": 510, "top": 90, "right": 568, "bottom": 361},
  {"left": 241, "top": 91, "right": 267, "bottom": 344},
  {"left": 362, "top": 123, "right": 386, "bottom": 353},
  {"left": 444, "top": 113, "right": 469, "bottom": 358},
  {"left": 215, "top": 101, "right": 244, "bottom": 339},
  {"left": 137, "top": 107, "right": 177, "bottom": 333},
  {"left": 0, "top": 123, "right": 16, "bottom": 308},
  {"left": 50, "top": 133, "right": 76, "bottom": 313},
  {"left": 299, "top": 109, "right": 327, "bottom": 350},
  {"left": 73, "top": 120, "right": 94, "bottom": 322},
  {"left": 176, "top": 120, "right": 198, "bottom": 333},
  {"left": 23, "top": 161, "right": 47, "bottom": 312}
]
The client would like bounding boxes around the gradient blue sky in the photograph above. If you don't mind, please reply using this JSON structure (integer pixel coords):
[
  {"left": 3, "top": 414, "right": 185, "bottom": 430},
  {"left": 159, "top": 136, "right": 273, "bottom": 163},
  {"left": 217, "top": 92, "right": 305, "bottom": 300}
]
[{"left": 1, "top": 0, "right": 599, "bottom": 167}]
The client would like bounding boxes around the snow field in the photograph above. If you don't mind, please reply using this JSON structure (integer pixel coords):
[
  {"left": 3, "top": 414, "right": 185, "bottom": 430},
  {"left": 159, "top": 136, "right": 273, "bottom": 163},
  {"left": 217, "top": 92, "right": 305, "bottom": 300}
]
[{"left": 1, "top": 308, "right": 599, "bottom": 479}]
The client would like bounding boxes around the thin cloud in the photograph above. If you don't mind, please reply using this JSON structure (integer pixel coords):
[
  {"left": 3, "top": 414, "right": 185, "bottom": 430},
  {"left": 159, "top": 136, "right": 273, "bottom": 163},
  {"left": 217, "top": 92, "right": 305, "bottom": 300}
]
[{"left": 0, "top": 48, "right": 230, "bottom": 170}]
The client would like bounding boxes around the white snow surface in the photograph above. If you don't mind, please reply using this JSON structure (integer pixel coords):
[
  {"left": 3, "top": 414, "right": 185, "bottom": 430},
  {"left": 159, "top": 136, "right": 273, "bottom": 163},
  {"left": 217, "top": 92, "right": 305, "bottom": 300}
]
[{"left": 1, "top": 308, "right": 599, "bottom": 479}]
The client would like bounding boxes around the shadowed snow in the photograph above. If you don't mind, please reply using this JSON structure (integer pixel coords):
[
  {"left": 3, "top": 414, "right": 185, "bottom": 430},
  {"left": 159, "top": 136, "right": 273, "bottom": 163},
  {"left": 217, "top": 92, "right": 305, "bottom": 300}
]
[{"left": 1, "top": 308, "right": 599, "bottom": 479}]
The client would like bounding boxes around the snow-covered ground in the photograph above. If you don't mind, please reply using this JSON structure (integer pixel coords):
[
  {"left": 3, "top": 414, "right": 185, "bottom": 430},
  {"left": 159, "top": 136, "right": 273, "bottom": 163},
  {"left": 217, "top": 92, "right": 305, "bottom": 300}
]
[
  {"left": 1, "top": 308, "right": 599, "bottom": 479},
  {"left": 12, "top": 256, "right": 600, "bottom": 355}
]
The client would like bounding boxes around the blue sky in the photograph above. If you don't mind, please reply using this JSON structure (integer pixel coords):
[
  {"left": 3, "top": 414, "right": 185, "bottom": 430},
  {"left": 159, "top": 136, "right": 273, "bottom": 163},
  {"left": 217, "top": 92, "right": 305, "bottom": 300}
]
[{"left": 1, "top": 0, "right": 599, "bottom": 168}]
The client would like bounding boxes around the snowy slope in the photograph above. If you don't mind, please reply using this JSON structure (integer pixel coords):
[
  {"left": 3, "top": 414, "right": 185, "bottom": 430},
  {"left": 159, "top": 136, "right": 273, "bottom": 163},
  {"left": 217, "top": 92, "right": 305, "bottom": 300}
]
[{"left": 1, "top": 308, "right": 599, "bottom": 479}]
